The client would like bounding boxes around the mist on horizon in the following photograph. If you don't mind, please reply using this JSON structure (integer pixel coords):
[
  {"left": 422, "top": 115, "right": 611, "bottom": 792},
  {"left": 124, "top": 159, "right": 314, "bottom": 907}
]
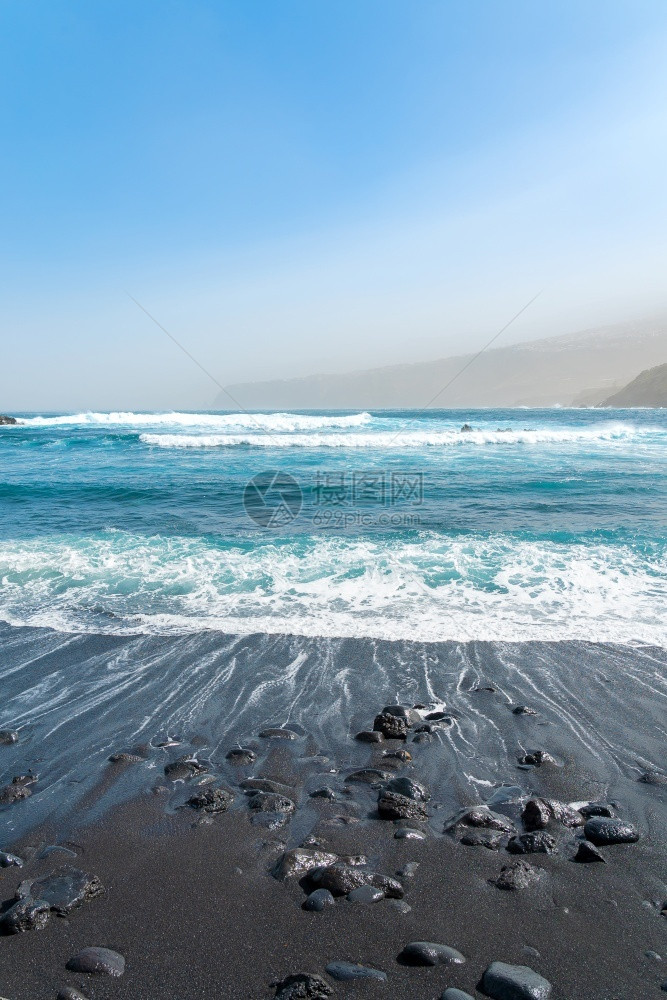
[{"left": 2, "top": 1, "right": 667, "bottom": 411}]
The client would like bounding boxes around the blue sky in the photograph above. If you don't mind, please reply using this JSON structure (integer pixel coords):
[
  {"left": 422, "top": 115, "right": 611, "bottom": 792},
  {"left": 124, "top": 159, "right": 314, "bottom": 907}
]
[{"left": 2, "top": 0, "right": 667, "bottom": 408}]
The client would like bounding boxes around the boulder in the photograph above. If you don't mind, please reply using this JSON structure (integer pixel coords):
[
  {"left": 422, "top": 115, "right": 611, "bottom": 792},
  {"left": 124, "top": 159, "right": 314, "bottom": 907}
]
[
  {"left": 481, "top": 961, "right": 552, "bottom": 999},
  {"left": 584, "top": 817, "right": 639, "bottom": 846}
]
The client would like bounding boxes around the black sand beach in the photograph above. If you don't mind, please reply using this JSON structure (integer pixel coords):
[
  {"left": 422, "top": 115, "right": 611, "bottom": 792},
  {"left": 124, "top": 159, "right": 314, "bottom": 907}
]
[{"left": 1, "top": 627, "right": 666, "bottom": 998}]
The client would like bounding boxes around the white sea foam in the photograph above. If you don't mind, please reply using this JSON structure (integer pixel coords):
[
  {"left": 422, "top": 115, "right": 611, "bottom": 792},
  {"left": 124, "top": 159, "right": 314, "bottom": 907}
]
[
  {"left": 16, "top": 410, "right": 375, "bottom": 431},
  {"left": 0, "top": 531, "right": 664, "bottom": 643},
  {"left": 139, "top": 422, "right": 650, "bottom": 449}
]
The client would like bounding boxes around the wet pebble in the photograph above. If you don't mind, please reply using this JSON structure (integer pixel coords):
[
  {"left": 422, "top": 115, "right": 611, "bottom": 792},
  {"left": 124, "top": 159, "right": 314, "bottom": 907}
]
[
  {"left": 512, "top": 705, "right": 538, "bottom": 716},
  {"left": 20, "top": 866, "right": 103, "bottom": 914},
  {"left": 491, "top": 860, "right": 541, "bottom": 891},
  {"left": 518, "top": 750, "right": 555, "bottom": 767},
  {"left": 355, "top": 730, "right": 384, "bottom": 743},
  {"left": 378, "top": 789, "right": 428, "bottom": 821},
  {"left": 0, "top": 896, "right": 50, "bottom": 933},
  {"left": 441, "top": 991, "right": 475, "bottom": 1000},
  {"left": 0, "top": 783, "right": 31, "bottom": 805},
  {"left": 507, "top": 832, "right": 557, "bottom": 856},
  {"left": 346, "top": 768, "right": 392, "bottom": 784},
  {"left": 325, "top": 962, "right": 387, "bottom": 982},
  {"left": 481, "top": 960, "right": 552, "bottom": 999},
  {"left": 259, "top": 727, "right": 299, "bottom": 740},
  {"left": 396, "top": 861, "right": 419, "bottom": 878},
  {"left": 573, "top": 841, "right": 606, "bottom": 863},
  {"left": 274, "top": 973, "right": 333, "bottom": 999},
  {"left": 0, "top": 850, "right": 24, "bottom": 867},
  {"left": 66, "top": 947, "right": 126, "bottom": 977},
  {"left": 273, "top": 848, "right": 343, "bottom": 880},
  {"left": 164, "top": 756, "right": 208, "bottom": 780},
  {"left": 310, "top": 786, "right": 336, "bottom": 800},
  {"left": 398, "top": 941, "right": 466, "bottom": 967},
  {"left": 303, "top": 888, "right": 335, "bottom": 911},
  {"left": 459, "top": 829, "right": 503, "bottom": 850},
  {"left": 347, "top": 885, "right": 384, "bottom": 904},
  {"left": 385, "top": 776, "right": 430, "bottom": 801},
  {"left": 186, "top": 787, "right": 233, "bottom": 814},
  {"left": 0, "top": 730, "right": 19, "bottom": 745},
  {"left": 226, "top": 747, "right": 256, "bottom": 765},
  {"left": 584, "top": 816, "right": 639, "bottom": 845},
  {"left": 57, "top": 989, "right": 89, "bottom": 1000},
  {"left": 394, "top": 826, "right": 426, "bottom": 840}
]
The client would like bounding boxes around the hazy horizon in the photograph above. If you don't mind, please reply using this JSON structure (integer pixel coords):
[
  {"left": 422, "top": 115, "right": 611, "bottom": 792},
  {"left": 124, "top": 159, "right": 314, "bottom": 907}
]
[{"left": 2, "top": 1, "right": 667, "bottom": 410}]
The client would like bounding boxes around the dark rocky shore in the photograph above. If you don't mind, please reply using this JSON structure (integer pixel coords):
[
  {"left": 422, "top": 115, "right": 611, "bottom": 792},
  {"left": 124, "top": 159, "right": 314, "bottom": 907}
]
[{"left": 1, "top": 628, "right": 666, "bottom": 998}]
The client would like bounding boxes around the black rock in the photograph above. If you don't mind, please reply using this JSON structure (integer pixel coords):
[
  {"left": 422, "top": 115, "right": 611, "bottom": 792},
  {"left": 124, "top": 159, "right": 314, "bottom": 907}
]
[
  {"left": 247, "top": 791, "right": 296, "bottom": 814},
  {"left": 0, "top": 896, "right": 50, "bottom": 933},
  {"left": 638, "top": 770, "right": 667, "bottom": 786},
  {"left": 346, "top": 768, "right": 392, "bottom": 784},
  {"left": 274, "top": 848, "right": 343, "bottom": 879},
  {"left": 394, "top": 827, "right": 426, "bottom": 840},
  {"left": 373, "top": 712, "right": 409, "bottom": 740},
  {"left": 347, "top": 885, "right": 385, "bottom": 904},
  {"left": 309, "top": 862, "right": 403, "bottom": 898},
  {"left": 0, "top": 729, "right": 19, "bottom": 744},
  {"left": 481, "top": 960, "right": 552, "bottom": 999},
  {"left": 460, "top": 423, "right": 473, "bottom": 432},
  {"left": 108, "top": 749, "right": 146, "bottom": 763},
  {"left": 398, "top": 941, "right": 466, "bottom": 967},
  {"left": 23, "top": 866, "right": 103, "bottom": 914},
  {"left": 507, "top": 832, "right": 557, "bottom": 855},
  {"left": 226, "top": 747, "right": 256, "bottom": 765},
  {"left": 396, "top": 861, "right": 419, "bottom": 878},
  {"left": 460, "top": 829, "right": 504, "bottom": 850},
  {"left": 303, "top": 888, "right": 335, "bottom": 911},
  {"left": 383, "top": 748, "right": 412, "bottom": 761},
  {"left": 186, "top": 787, "right": 233, "bottom": 813},
  {"left": 578, "top": 802, "right": 614, "bottom": 819},
  {"left": 512, "top": 705, "right": 538, "bottom": 716},
  {"left": 521, "top": 799, "right": 552, "bottom": 830},
  {"left": 66, "top": 947, "right": 125, "bottom": 976},
  {"left": 425, "top": 710, "right": 449, "bottom": 721},
  {"left": 57, "top": 989, "right": 89, "bottom": 1000},
  {"left": 378, "top": 789, "right": 428, "bottom": 821},
  {"left": 492, "top": 860, "right": 541, "bottom": 891},
  {"left": 0, "top": 850, "right": 24, "bottom": 867},
  {"left": 442, "top": 991, "right": 475, "bottom": 1000},
  {"left": 355, "top": 730, "right": 384, "bottom": 743},
  {"left": 385, "top": 776, "right": 430, "bottom": 801},
  {"left": 259, "top": 727, "right": 299, "bottom": 740},
  {"left": 0, "top": 783, "right": 31, "bottom": 805},
  {"left": 0, "top": 415, "right": 18, "bottom": 425},
  {"left": 573, "top": 841, "right": 606, "bottom": 863},
  {"left": 411, "top": 732, "right": 432, "bottom": 743},
  {"left": 381, "top": 704, "right": 422, "bottom": 724},
  {"left": 310, "top": 786, "right": 336, "bottom": 800},
  {"left": 326, "top": 962, "right": 387, "bottom": 981},
  {"left": 460, "top": 806, "right": 515, "bottom": 834},
  {"left": 518, "top": 750, "right": 555, "bottom": 767},
  {"left": 164, "top": 756, "right": 208, "bottom": 780},
  {"left": 274, "top": 974, "right": 333, "bottom": 999},
  {"left": 584, "top": 816, "right": 639, "bottom": 846}
]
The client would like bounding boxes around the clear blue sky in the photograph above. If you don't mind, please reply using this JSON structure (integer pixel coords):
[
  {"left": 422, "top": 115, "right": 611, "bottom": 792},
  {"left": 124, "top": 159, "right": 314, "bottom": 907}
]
[{"left": 2, "top": 0, "right": 667, "bottom": 408}]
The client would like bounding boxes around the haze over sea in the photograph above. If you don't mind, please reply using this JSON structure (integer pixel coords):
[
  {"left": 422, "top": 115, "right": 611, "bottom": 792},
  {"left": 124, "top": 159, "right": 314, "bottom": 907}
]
[{"left": 1, "top": 407, "right": 665, "bottom": 644}]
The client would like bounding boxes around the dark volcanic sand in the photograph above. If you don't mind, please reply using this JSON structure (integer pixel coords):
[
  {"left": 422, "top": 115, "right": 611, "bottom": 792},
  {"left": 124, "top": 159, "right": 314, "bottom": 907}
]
[{"left": 1, "top": 628, "right": 666, "bottom": 998}]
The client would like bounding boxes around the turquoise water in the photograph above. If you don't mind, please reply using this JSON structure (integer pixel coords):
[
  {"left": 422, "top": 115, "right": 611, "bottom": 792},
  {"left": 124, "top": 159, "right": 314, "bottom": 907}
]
[{"left": 0, "top": 408, "right": 665, "bottom": 642}]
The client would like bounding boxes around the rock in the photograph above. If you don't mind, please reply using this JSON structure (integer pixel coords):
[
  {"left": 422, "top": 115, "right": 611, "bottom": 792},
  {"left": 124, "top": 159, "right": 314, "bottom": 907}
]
[
  {"left": 0, "top": 896, "right": 51, "bottom": 933},
  {"left": 226, "top": 747, "right": 256, "bottom": 764},
  {"left": 521, "top": 799, "right": 551, "bottom": 831},
  {"left": 460, "top": 423, "right": 473, "bottom": 432},
  {"left": 108, "top": 750, "right": 145, "bottom": 763},
  {"left": 378, "top": 789, "right": 428, "bottom": 821},
  {"left": 398, "top": 942, "right": 466, "bottom": 967},
  {"left": 481, "top": 960, "right": 552, "bottom": 999},
  {"left": 309, "top": 863, "right": 403, "bottom": 898},
  {"left": 442, "top": 991, "right": 475, "bottom": 1000},
  {"left": 57, "top": 989, "right": 89, "bottom": 1000},
  {"left": 492, "top": 860, "right": 541, "bottom": 891},
  {"left": 303, "top": 888, "right": 335, "bottom": 911},
  {"left": 310, "top": 786, "right": 336, "bottom": 800},
  {"left": 325, "top": 962, "right": 387, "bottom": 982},
  {"left": 0, "top": 729, "right": 19, "bottom": 744},
  {"left": 512, "top": 705, "right": 538, "bottom": 716},
  {"left": 240, "top": 778, "right": 294, "bottom": 796},
  {"left": 549, "top": 801, "right": 585, "bottom": 827},
  {"left": 164, "top": 756, "right": 208, "bottom": 780},
  {"left": 274, "top": 974, "right": 333, "bottom": 999},
  {"left": 396, "top": 861, "right": 419, "bottom": 878},
  {"left": 518, "top": 750, "right": 555, "bottom": 767},
  {"left": 385, "top": 776, "right": 430, "bottom": 801},
  {"left": 23, "top": 866, "right": 103, "bottom": 913},
  {"left": 460, "top": 806, "right": 515, "bottom": 834},
  {"left": 373, "top": 712, "right": 409, "bottom": 740},
  {"left": 638, "top": 770, "right": 667, "bottom": 786},
  {"left": 388, "top": 899, "right": 412, "bottom": 914},
  {"left": 460, "top": 829, "right": 504, "bottom": 849},
  {"left": 0, "top": 415, "right": 18, "bottom": 425},
  {"left": 507, "top": 833, "right": 557, "bottom": 855},
  {"left": 186, "top": 787, "right": 233, "bottom": 813},
  {"left": 0, "top": 850, "right": 24, "bottom": 867},
  {"left": 411, "top": 732, "right": 432, "bottom": 743},
  {"left": 259, "top": 727, "right": 299, "bottom": 740},
  {"left": 381, "top": 704, "right": 422, "bottom": 724},
  {"left": 0, "top": 783, "right": 31, "bottom": 805},
  {"left": 346, "top": 769, "right": 392, "bottom": 784},
  {"left": 347, "top": 885, "right": 384, "bottom": 904},
  {"left": 394, "top": 826, "right": 426, "bottom": 840},
  {"left": 573, "top": 841, "right": 606, "bottom": 863},
  {"left": 355, "top": 730, "right": 384, "bottom": 743},
  {"left": 247, "top": 791, "right": 296, "bottom": 814},
  {"left": 66, "top": 947, "right": 126, "bottom": 976},
  {"left": 383, "top": 748, "right": 412, "bottom": 761},
  {"left": 274, "top": 849, "right": 343, "bottom": 879},
  {"left": 584, "top": 816, "right": 639, "bottom": 845},
  {"left": 425, "top": 710, "right": 449, "bottom": 721},
  {"left": 578, "top": 802, "right": 614, "bottom": 819}
]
